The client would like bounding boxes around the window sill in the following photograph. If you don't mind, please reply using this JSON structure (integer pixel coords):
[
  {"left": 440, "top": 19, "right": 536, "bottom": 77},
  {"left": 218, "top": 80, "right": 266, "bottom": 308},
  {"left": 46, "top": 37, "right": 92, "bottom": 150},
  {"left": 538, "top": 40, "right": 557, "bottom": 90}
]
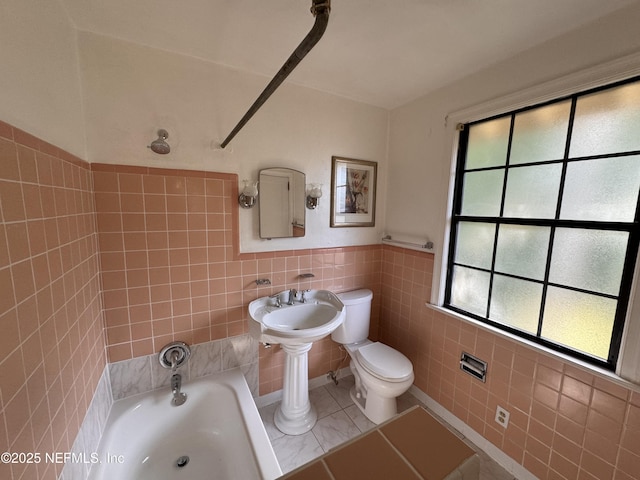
[{"left": 425, "top": 302, "right": 640, "bottom": 394}]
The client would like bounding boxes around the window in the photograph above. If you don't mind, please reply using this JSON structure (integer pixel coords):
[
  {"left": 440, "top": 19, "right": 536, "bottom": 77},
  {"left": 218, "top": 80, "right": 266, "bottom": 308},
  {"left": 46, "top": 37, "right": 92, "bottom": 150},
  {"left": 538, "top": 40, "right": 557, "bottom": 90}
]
[{"left": 445, "top": 77, "right": 640, "bottom": 370}]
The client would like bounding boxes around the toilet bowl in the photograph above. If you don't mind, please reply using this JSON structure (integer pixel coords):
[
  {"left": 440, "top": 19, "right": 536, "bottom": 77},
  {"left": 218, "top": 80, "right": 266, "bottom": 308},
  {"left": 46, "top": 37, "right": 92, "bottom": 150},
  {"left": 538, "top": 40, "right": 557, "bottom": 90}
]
[{"left": 332, "top": 289, "right": 414, "bottom": 424}]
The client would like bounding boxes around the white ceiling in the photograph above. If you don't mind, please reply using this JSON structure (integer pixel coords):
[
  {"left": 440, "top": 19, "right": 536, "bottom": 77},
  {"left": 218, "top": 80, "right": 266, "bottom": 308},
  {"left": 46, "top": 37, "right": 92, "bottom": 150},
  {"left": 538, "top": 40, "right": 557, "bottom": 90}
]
[{"left": 60, "top": 0, "right": 636, "bottom": 109}]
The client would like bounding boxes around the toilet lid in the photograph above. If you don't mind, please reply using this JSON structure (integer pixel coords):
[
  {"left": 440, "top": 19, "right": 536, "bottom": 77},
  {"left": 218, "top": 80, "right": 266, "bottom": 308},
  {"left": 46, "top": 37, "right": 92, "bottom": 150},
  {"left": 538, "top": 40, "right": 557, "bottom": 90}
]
[{"left": 356, "top": 342, "right": 413, "bottom": 380}]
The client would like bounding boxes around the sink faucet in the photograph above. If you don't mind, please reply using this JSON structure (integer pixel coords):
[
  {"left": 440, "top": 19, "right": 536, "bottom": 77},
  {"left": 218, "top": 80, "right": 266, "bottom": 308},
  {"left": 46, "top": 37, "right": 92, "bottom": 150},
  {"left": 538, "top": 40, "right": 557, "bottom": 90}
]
[
  {"left": 288, "top": 289, "right": 298, "bottom": 305},
  {"left": 170, "top": 351, "right": 187, "bottom": 406}
]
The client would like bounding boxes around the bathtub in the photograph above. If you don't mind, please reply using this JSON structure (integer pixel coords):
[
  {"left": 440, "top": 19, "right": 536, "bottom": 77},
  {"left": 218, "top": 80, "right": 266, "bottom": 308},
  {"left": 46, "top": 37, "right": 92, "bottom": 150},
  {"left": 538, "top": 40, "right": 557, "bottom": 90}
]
[{"left": 88, "top": 368, "right": 282, "bottom": 480}]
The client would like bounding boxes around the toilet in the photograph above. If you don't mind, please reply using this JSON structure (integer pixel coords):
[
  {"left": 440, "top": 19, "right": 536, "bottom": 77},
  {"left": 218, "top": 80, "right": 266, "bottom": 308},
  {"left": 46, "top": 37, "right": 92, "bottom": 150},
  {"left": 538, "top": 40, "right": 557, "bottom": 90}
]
[{"left": 332, "top": 289, "right": 414, "bottom": 424}]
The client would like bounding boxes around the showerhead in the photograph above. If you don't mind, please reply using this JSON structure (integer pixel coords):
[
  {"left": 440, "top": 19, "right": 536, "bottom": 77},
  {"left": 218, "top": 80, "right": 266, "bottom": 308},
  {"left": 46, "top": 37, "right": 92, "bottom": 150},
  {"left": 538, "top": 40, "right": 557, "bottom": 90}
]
[{"left": 148, "top": 129, "right": 170, "bottom": 154}]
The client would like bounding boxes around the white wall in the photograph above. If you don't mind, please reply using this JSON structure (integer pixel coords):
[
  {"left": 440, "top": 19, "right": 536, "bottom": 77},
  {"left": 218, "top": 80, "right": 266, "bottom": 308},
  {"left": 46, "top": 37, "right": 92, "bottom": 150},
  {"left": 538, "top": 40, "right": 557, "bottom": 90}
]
[
  {"left": 0, "top": 0, "right": 86, "bottom": 158},
  {"left": 385, "top": 2, "right": 640, "bottom": 262},
  {"left": 78, "top": 32, "right": 389, "bottom": 253}
]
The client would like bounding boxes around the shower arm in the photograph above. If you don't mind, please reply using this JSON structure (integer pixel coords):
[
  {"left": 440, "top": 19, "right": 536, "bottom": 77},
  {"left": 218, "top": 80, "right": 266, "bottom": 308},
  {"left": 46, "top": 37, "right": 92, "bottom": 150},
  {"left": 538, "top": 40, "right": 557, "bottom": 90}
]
[{"left": 219, "top": 0, "right": 330, "bottom": 149}]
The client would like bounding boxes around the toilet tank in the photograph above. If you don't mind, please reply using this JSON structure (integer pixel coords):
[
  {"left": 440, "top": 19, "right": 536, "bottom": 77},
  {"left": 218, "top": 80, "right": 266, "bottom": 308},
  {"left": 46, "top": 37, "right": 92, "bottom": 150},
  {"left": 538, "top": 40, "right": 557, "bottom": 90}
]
[{"left": 332, "top": 289, "right": 373, "bottom": 344}]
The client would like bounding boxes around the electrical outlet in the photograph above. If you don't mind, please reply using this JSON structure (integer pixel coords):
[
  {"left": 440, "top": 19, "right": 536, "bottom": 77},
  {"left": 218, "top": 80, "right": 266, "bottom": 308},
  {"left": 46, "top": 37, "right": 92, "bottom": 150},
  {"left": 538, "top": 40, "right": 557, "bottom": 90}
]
[{"left": 495, "top": 406, "right": 510, "bottom": 428}]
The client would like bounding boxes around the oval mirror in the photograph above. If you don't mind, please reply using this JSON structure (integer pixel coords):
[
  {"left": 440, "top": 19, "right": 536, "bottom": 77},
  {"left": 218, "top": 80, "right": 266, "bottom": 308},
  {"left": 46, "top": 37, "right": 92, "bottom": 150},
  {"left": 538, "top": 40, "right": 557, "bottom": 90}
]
[{"left": 259, "top": 168, "right": 305, "bottom": 239}]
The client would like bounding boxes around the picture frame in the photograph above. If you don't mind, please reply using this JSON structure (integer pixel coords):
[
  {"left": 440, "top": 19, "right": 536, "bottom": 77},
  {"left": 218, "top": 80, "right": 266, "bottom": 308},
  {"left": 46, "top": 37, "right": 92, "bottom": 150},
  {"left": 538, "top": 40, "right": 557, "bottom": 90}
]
[{"left": 330, "top": 156, "right": 377, "bottom": 227}]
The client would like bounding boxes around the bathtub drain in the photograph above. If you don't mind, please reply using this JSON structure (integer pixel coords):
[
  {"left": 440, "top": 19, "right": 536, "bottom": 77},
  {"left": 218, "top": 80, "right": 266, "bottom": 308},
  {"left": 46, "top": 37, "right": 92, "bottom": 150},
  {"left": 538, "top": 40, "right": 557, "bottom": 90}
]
[{"left": 176, "top": 455, "right": 189, "bottom": 468}]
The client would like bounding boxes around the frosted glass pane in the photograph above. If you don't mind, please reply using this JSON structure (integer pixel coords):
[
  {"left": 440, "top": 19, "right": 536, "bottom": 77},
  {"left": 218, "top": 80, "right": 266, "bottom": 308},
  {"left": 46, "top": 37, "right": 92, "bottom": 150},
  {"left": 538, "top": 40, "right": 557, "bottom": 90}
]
[
  {"left": 451, "top": 266, "right": 490, "bottom": 317},
  {"left": 549, "top": 228, "right": 628, "bottom": 296},
  {"left": 503, "top": 164, "right": 562, "bottom": 218},
  {"left": 542, "top": 287, "right": 615, "bottom": 360},
  {"left": 510, "top": 101, "right": 571, "bottom": 164},
  {"left": 495, "top": 225, "right": 550, "bottom": 280},
  {"left": 561, "top": 156, "right": 640, "bottom": 222},
  {"left": 460, "top": 170, "right": 504, "bottom": 216},
  {"left": 489, "top": 275, "right": 541, "bottom": 334},
  {"left": 570, "top": 81, "right": 640, "bottom": 157},
  {"left": 455, "top": 222, "right": 495, "bottom": 269},
  {"left": 466, "top": 117, "right": 511, "bottom": 169}
]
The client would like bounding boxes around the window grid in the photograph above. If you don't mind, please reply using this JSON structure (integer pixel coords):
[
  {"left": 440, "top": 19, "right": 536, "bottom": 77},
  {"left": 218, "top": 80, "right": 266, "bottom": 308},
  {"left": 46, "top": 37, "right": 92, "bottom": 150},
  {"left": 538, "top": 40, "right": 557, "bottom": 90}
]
[{"left": 445, "top": 78, "right": 640, "bottom": 370}]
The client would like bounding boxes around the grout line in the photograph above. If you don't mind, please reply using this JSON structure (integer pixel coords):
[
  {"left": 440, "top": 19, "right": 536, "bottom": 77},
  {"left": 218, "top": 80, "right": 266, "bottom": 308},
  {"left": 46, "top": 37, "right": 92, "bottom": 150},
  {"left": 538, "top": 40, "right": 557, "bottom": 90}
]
[
  {"left": 319, "top": 459, "right": 337, "bottom": 480},
  {"left": 377, "top": 429, "right": 424, "bottom": 479}
]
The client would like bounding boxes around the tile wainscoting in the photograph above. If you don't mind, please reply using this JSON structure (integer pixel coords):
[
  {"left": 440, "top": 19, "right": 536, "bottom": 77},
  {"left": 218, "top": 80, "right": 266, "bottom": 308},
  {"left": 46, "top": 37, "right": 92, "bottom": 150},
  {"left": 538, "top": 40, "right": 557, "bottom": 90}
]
[
  {"left": 0, "top": 121, "right": 105, "bottom": 480},
  {"left": 107, "top": 334, "right": 259, "bottom": 400}
]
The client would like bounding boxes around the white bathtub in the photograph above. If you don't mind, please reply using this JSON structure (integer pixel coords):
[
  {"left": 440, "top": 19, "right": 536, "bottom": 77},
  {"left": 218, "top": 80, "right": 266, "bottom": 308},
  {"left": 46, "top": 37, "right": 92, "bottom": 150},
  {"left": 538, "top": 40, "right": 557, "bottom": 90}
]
[{"left": 88, "top": 368, "right": 282, "bottom": 480}]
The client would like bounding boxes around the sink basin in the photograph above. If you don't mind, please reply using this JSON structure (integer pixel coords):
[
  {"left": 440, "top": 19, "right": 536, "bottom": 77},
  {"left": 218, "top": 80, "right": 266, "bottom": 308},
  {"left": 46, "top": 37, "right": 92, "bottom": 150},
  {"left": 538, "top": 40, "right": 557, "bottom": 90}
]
[
  {"left": 249, "top": 290, "right": 345, "bottom": 345},
  {"left": 264, "top": 303, "right": 340, "bottom": 331}
]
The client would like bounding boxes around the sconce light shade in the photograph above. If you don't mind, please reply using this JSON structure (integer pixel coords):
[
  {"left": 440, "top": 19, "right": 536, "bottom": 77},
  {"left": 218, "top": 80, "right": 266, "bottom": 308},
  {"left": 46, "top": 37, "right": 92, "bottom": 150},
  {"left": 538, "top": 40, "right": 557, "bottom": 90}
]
[
  {"left": 306, "top": 183, "right": 322, "bottom": 210},
  {"left": 239, "top": 180, "right": 259, "bottom": 209}
]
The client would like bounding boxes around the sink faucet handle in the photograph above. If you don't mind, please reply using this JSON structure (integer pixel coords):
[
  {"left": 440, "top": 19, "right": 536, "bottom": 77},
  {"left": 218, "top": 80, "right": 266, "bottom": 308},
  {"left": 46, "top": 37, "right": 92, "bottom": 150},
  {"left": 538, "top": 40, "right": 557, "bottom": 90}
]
[
  {"left": 269, "top": 293, "right": 282, "bottom": 308},
  {"left": 300, "top": 289, "right": 311, "bottom": 303}
]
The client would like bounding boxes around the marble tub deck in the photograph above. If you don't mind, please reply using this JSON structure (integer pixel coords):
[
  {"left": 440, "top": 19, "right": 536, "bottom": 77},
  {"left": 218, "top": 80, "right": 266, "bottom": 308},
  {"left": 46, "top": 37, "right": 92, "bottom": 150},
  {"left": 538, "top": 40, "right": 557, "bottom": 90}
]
[{"left": 258, "top": 375, "right": 516, "bottom": 479}]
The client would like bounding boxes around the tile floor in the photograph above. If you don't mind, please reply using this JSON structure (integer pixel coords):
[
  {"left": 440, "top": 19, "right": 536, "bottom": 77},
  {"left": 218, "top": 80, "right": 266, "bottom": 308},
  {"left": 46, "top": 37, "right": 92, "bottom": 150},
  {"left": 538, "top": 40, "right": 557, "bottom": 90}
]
[{"left": 258, "top": 375, "right": 517, "bottom": 479}]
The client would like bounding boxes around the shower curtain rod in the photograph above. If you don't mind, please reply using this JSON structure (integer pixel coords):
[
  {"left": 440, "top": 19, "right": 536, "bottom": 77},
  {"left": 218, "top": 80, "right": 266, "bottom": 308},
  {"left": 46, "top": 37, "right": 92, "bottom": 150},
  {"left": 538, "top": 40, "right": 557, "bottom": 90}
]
[{"left": 219, "top": 0, "right": 331, "bottom": 149}]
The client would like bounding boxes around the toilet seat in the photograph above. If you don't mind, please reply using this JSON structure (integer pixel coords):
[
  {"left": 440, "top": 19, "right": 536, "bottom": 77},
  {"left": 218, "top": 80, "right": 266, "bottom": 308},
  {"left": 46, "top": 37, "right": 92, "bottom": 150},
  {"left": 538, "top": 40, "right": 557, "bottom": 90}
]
[{"left": 355, "top": 342, "right": 413, "bottom": 382}]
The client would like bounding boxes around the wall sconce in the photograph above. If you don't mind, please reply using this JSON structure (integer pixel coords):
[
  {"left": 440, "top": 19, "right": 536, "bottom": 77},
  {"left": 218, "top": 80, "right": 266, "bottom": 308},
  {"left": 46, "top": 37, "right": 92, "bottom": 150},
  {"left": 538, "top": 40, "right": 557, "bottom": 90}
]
[
  {"left": 306, "top": 183, "right": 322, "bottom": 210},
  {"left": 239, "top": 180, "right": 259, "bottom": 209}
]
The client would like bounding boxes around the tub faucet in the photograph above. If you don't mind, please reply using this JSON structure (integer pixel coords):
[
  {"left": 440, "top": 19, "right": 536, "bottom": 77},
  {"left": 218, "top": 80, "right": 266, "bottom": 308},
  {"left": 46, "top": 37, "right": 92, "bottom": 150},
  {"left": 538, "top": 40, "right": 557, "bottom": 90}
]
[
  {"left": 170, "top": 350, "right": 187, "bottom": 406},
  {"left": 171, "top": 373, "right": 187, "bottom": 406}
]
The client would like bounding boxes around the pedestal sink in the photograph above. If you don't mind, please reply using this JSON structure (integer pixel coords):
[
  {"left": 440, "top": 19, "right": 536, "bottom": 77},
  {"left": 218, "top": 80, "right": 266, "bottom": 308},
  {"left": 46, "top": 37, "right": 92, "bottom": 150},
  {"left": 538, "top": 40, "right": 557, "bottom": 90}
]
[{"left": 249, "top": 290, "right": 345, "bottom": 435}]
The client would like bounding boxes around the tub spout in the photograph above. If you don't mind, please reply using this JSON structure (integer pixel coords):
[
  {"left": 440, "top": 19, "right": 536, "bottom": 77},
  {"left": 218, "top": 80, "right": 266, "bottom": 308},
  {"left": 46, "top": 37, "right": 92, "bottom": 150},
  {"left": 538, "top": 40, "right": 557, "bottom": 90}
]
[
  {"left": 170, "top": 350, "right": 180, "bottom": 373},
  {"left": 171, "top": 373, "right": 187, "bottom": 406}
]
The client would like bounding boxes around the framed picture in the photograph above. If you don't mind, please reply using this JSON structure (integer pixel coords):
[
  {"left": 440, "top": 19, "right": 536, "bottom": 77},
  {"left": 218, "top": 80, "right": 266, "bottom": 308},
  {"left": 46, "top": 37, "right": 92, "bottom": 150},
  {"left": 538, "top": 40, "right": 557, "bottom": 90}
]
[{"left": 330, "top": 156, "right": 377, "bottom": 227}]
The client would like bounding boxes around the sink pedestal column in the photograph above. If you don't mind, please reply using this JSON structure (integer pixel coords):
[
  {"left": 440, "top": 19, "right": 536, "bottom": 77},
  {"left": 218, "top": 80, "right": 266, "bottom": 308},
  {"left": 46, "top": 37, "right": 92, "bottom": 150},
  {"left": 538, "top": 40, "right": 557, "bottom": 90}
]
[{"left": 274, "top": 342, "right": 317, "bottom": 435}]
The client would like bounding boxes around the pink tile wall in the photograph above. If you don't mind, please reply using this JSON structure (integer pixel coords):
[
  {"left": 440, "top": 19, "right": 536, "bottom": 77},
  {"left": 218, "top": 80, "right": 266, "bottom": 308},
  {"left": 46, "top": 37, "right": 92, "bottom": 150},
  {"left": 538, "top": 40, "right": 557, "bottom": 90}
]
[
  {"left": 379, "top": 245, "right": 640, "bottom": 480},
  {"left": 92, "top": 163, "right": 240, "bottom": 361},
  {"left": 0, "top": 121, "right": 105, "bottom": 480},
  {"left": 92, "top": 163, "right": 383, "bottom": 395}
]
